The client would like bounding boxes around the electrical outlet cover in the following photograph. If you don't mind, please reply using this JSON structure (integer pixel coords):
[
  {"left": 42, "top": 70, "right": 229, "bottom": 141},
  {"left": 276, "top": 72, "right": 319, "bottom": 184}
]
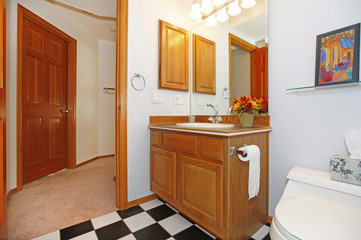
[
  {"left": 152, "top": 91, "right": 162, "bottom": 103},
  {"left": 197, "top": 96, "right": 205, "bottom": 106},
  {"left": 174, "top": 95, "right": 183, "bottom": 105}
]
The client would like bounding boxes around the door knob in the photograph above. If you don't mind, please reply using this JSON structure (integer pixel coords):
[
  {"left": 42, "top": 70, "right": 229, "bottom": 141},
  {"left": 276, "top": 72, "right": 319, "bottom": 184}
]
[{"left": 61, "top": 109, "right": 70, "bottom": 113}]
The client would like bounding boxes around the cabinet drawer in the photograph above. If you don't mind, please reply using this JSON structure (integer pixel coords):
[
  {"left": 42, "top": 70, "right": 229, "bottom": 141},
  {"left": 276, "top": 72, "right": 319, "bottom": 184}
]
[
  {"left": 163, "top": 132, "right": 196, "bottom": 154},
  {"left": 150, "top": 130, "right": 162, "bottom": 146},
  {"left": 197, "top": 136, "right": 224, "bottom": 161}
]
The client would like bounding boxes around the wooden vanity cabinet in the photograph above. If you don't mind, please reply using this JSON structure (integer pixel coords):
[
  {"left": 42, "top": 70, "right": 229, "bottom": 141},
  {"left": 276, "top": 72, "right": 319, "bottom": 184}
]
[{"left": 150, "top": 129, "right": 269, "bottom": 240}]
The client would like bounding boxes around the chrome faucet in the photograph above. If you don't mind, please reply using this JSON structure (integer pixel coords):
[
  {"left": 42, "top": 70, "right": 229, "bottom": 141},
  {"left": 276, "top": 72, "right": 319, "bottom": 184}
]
[
  {"left": 206, "top": 103, "right": 222, "bottom": 124},
  {"left": 228, "top": 106, "right": 233, "bottom": 116}
]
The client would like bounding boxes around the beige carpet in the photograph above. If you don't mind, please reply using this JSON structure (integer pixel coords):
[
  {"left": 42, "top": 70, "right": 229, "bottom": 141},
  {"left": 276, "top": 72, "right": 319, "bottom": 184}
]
[{"left": 7, "top": 157, "right": 117, "bottom": 240}]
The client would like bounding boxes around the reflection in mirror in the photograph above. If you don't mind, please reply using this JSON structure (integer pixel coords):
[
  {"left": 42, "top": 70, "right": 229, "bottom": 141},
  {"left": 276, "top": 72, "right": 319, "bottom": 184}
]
[
  {"left": 193, "top": 34, "right": 216, "bottom": 94},
  {"left": 190, "top": 0, "right": 268, "bottom": 116},
  {"left": 231, "top": 46, "right": 251, "bottom": 102},
  {"left": 229, "top": 33, "right": 258, "bottom": 107}
]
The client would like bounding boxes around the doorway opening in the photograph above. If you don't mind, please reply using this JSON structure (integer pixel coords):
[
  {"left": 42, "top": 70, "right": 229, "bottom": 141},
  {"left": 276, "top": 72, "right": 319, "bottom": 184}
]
[
  {"left": 228, "top": 33, "right": 268, "bottom": 108},
  {"left": 16, "top": 5, "right": 76, "bottom": 188},
  {"left": 15, "top": 0, "right": 128, "bottom": 208}
]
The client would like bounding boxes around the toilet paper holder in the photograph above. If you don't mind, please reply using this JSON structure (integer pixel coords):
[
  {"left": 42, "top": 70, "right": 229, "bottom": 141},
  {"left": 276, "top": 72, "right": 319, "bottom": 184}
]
[{"left": 230, "top": 144, "right": 248, "bottom": 158}]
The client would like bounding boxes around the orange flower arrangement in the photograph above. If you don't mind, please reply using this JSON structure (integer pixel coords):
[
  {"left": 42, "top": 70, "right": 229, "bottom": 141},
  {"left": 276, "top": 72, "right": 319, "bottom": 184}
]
[{"left": 232, "top": 95, "right": 268, "bottom": 115}]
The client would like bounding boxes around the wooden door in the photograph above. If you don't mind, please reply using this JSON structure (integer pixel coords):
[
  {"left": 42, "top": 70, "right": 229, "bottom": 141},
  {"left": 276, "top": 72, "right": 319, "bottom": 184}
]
[
  {"left": 178, "top": 154, "right": 223, "bottom": 228},
  {"left": 251, "top": 47, "right": 268, "bottom": 98},
  {"left": 150, "top": 146, "right": 177, "bottom": 201},
  {"left": 0, "top": 0, "right": 6, "bottom": 238},
  {"left": 193, "top": 34, "right": 216, "bottom": 94},
  {"left": 21, "top": 15, "right": 68, "bottom": 184}
]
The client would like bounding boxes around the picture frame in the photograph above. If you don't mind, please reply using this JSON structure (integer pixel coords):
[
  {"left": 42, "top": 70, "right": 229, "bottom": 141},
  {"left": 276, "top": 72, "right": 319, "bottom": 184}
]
[{"left": 315, "top": 23, "right": 360, "bottom": 86}]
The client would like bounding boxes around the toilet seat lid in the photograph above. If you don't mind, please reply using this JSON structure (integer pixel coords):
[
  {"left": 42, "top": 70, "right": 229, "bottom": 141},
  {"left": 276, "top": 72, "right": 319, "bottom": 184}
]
[{"left": 275, "top": 193, "right": 361, "bottom": 240}]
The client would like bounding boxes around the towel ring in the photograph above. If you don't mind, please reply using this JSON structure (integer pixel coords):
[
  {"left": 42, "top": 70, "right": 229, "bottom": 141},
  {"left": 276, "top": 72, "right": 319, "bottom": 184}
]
[{"left": 131, "top": 73, "right": 146, "bottom": 91}]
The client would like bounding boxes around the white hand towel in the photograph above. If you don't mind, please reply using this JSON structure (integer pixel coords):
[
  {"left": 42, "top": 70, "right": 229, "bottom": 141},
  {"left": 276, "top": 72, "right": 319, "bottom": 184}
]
[{"left": 237, "top": 145, "right": 260, "bottom": 199}]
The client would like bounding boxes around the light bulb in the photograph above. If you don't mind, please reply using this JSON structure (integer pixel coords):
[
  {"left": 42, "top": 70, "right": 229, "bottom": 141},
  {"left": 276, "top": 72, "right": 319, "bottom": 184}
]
[
  {"left": 216, "top": 8, "right": 229, "bottom": 22},
  {"left": 228, "top": 0, "right": 241, "bottom": 16},
  {"left": 241, "top": 0, "right": 256, "bottom": 9},
  {"left": 212, "top": 0, "right": 226, "bottom": 7},
  {"left": 205, "top": 15, "right": 217, "bottom": 27},
  {"left": 201, "top": 0, "right": 214, "bottom": 14},
  {"left": 190, "top": 2, "right": 202, "bottom": 20}
]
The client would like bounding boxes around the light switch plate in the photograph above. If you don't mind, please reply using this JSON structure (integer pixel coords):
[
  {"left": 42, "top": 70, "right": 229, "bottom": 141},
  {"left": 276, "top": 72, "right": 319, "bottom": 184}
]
[
  {"left": 174, "top": 95, "right": 183, "bottom": 105},
  {"left": 223, "top": 89, "right": 230, "bottom": 98},
  {"left": 197, "top": 96, "right": 205, "bottom": 106}
]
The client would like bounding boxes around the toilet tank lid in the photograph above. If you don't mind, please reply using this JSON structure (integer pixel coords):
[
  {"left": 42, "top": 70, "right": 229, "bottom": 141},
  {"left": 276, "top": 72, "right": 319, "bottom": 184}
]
[{"left": 287, "top": 167, "right": 361, "bottom": 197}]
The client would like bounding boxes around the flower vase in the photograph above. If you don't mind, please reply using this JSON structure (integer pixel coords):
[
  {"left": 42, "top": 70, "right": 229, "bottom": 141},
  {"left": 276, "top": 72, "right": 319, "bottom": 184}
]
[{"left": 239, "top": 112, "right": 254, "bottom": 128}]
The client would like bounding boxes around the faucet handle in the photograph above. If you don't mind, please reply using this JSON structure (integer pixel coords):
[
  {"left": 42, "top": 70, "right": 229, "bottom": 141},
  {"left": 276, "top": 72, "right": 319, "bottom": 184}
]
[
  {"left": 208, "top": 116, "right": 214, "bottom": 123},
  {"left": 215, "top": 116, "right": 222, "bottom": 124}
]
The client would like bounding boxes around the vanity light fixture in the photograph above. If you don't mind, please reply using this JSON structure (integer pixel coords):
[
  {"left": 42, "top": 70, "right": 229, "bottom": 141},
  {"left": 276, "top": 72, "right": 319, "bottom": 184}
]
[
  {"left": 240, "top": 0, "right": 256, "bottom": 9},
  {"left": 227, "top": 0, "right": 242, "bottom": 16},
  {"left": 190, "top": 2, "right": 203, "bottom": 20},
  {"left": 200, "top": 0, "right": 214, "bottom": 14},
  {"left": 216, "top": 8, "right": 229, "bottom": 22},
  {"left": 206, "top": 14, "right": 218, "bottom": 27},
  {"left": 190, "top": 0, "right": 255, "bottom": 26},
  {"left": 212, "top": 0, "right": 227, "bottom": 7}
]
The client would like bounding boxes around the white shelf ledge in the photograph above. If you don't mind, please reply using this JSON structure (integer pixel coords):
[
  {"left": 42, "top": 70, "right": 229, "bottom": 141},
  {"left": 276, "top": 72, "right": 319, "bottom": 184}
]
[{"left": 286, "top": 82, "right": 361, "bottom": 94}]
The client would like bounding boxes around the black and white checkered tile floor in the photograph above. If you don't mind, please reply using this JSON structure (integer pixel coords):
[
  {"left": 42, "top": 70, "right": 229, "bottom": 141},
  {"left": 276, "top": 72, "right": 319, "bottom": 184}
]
[{"left": 32, "top": 199, "right": 270, "bottom": 240}]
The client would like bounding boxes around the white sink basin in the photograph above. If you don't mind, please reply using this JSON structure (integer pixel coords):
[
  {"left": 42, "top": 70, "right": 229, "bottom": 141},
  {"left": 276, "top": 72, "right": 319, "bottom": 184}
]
[{"left": 176, "top": 122, "right": 235, "bottom": 129}]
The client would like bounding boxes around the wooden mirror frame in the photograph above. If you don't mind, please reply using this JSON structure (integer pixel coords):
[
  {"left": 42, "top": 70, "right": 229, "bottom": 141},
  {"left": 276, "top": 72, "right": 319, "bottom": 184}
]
[{"left": 228, "top": 33, "right": 257, "bottom": 108}]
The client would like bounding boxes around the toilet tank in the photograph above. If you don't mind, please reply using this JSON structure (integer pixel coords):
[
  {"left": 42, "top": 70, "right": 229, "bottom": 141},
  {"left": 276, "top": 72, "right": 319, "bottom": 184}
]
[{"left": 280, "top": 167, "right": 361, "bottom": 208}]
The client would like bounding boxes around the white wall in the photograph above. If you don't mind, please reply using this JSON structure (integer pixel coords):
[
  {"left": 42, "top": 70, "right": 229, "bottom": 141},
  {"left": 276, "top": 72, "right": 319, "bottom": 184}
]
[
  {"left": 268, "top": 0, "right": 361, "bottom": 215},
  {"left": 231, "top": 48, "right": 251, "bottom": 101},
  {"left": 98, "top": 40, "right": 116, "bottom": 156},
  {"left": 127, "top": 0, "right": 193, "bottom": 201},
  {"left": 76, "top": 43, "right": 99, "bottom": 164},
  {"left": 6, "top": 0, "right": 99, "bottom": 191}
]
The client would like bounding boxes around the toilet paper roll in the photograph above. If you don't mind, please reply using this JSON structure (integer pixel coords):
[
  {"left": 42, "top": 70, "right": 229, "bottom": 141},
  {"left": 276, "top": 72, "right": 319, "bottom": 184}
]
[{"left": 237, "top": 145, "right": 260, "bottom": 199}]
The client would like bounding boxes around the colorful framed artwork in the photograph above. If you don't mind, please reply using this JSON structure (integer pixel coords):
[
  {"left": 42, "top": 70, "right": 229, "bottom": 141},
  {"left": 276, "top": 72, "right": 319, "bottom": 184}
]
[{"left": 315, "top": 23, "right": 360, "bottom": 86}]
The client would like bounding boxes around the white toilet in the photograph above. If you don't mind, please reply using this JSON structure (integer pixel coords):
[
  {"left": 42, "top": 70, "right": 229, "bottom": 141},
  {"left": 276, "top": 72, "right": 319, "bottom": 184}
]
[{"left": 270, "top": 166, "right": 361, "bottom": 240}]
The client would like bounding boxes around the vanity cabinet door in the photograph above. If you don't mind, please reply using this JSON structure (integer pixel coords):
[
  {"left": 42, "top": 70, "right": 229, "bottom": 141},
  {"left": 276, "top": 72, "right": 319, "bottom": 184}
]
[
  {"left": 178, "top": 154, "right": 223, "bottom": 228},
  {"left": 150, "top": 146, "right": 177, "bottom": 201}
]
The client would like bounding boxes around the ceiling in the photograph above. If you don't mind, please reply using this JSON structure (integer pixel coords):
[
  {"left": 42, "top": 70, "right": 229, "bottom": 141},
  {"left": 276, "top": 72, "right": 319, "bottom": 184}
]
[
  {"left": 47, "top": 0, "right": 117, "bottom": 42},
  {"left": 46, "top": 0, "right": 267, "bottom": 44},
  {"left": 53, "top": 0, "right": 116, "bottom": 17},
  {"left": 229, "top": 0, "right": 268, "bottom": 43}
]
